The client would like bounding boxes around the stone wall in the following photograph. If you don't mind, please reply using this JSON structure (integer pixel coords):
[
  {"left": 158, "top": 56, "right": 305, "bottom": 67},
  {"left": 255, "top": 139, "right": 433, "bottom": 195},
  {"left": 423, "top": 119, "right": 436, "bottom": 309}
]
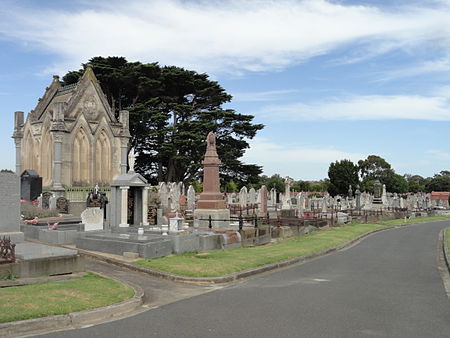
[{"left": 0, "top": 172, "right": 20, "bottom": 233}]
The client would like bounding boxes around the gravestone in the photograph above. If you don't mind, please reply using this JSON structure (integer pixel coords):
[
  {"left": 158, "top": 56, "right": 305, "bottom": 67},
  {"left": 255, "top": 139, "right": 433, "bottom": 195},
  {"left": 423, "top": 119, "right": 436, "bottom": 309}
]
[
  {"left": 248, "top": 188, "right": 257, "bottom": 205},
  {"left": 81, "top": 208, "right": 104, "bottom": 231},
  {"left": 20, "top": 170, "right": 42, "bottom": 201},
  {"left": 42, "top": 191, "right": 52, "bottom": 209},
  {"left": 49, "top": 195, "right": 57, "bottom": 210},
  {"left": 56, "top": 197, "right": 69, "bottom": 214},
  {"left": 0, "top": 172, "right": 24, "bottom": 242},
  {"left": 355, "top": 185, "right": 361, "bottom": 210},
  {"left": 258, "top": 185, "right": 268, "bottom": 216},
  {"left": 187, "top": 185, "right": 196, "bottom": 211},
  {"left": 239, "top": 186, "right": 248, "bottom": 208}
]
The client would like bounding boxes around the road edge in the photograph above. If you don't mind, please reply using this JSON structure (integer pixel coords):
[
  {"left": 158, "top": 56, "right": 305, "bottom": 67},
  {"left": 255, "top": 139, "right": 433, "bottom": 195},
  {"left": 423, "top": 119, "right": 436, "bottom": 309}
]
[{"left": 0, "top": 271, "right": 144, "bottom": 338}]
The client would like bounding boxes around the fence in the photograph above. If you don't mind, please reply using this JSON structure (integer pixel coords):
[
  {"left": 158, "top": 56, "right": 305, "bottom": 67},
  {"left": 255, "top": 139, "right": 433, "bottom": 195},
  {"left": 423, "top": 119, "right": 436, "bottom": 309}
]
[{"left": 64, "top": 186, "right": 111, "bottom": 202}]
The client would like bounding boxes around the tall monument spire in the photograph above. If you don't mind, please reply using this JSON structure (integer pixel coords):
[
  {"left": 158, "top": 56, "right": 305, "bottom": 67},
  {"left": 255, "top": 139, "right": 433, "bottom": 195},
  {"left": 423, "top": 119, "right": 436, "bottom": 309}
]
[
  {"left": 194, "top": 132, "right": 230, "bottom": 229},
  {"left": 197, "top": 132, "right": 226, "bottom": 209}
]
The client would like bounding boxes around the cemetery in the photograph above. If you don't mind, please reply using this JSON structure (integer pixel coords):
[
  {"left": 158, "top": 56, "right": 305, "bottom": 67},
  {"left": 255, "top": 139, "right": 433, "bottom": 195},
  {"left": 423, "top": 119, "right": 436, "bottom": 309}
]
[{"left": 1, "top": 58, "right": 450, "bottom": 337}]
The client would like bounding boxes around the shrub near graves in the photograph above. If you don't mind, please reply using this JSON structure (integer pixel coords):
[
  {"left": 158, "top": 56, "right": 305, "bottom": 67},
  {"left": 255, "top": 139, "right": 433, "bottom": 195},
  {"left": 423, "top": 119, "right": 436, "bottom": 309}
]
[{"left": 20, "top": 202, "right": 59, "bottom": 220}]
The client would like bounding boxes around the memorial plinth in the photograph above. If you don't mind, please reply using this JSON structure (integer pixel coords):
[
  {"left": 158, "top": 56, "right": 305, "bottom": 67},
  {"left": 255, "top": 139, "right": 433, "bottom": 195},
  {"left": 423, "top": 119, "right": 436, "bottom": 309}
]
[{"left": 194, "top": 132, "right": 230, "bottom": 229}]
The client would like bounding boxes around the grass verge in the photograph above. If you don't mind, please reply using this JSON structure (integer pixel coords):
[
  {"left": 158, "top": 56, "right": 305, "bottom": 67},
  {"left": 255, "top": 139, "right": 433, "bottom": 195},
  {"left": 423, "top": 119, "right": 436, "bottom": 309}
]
[
  {"left": 0, "top": 272, "right": 134, "bottom": 324},
  {"left": 134, "top": 216, "right": 450, "bottom": 278}
]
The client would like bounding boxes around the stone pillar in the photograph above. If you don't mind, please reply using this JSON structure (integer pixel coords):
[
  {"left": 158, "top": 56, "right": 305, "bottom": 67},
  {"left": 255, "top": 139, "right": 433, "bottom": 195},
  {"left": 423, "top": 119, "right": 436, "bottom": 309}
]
[
  {"left": 14, "top": 138, "right": 22, "bottom": 175},
  {"left": 142, "top": 186, "right": 149, "bottom": 226},
  {"left": 119, "top": 110, "right": 131, "bottom": 175},
  {"left": 50, "top": 103, "right": 66, "bottom": 196},
  {"left": 119, "top": 186, "right": 129, "bottom": 227},
  {"left": 52, "top": 133, "right": 64, "bottom": 196},
  {"left": 12, "top": 111, "right": 24, "bottom": 175}
]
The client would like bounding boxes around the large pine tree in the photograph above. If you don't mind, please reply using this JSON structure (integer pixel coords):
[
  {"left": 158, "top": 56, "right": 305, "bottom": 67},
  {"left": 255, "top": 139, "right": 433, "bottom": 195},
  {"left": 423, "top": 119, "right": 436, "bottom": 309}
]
[{"left": 63, "top": 56, "right": 264, "bottom": 185}]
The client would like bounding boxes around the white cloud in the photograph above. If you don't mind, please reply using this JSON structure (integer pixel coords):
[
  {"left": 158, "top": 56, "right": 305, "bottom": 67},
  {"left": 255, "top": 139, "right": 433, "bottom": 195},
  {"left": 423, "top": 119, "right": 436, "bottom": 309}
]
[
  {"left": 232, "top": 89, "right": 300, "bottom": 102},
  {"left": 258, "top": 93, "right": 450, "bottom": 121},
  {"left": 243, "top": 137, "right": 365, "bottom": 178},
  {"left": 1, "top": 0, "right": 450, "bottom": 75}
]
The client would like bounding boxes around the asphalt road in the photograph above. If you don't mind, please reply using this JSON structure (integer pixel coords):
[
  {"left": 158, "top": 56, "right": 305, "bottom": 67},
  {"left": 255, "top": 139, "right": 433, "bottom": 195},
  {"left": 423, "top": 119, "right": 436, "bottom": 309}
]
[{"left": 39, "top": 220, "right": 450, "bottom": 338}]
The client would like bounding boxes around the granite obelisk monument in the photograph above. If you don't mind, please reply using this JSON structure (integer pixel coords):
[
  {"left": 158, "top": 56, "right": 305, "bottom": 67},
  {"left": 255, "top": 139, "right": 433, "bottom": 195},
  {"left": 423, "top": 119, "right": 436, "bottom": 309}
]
[{"left": 194, "top": 132, "right": 230, "bottom": 229}]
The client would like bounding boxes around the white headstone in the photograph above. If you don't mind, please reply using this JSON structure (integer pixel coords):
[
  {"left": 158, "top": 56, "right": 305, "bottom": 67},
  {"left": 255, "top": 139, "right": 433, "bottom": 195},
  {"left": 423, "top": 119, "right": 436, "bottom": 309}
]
[
  {"left": 187, "top": 185, "right": 196, "bottom": 211},
  {"left": 249, "top": 188, "right": 257, "bottom": 204},
  {"left": 239, "top": 186, "right": 248, "bottom": 208},
  {"left": 81, "top": 207, "right": 104, "bottom": 231}
]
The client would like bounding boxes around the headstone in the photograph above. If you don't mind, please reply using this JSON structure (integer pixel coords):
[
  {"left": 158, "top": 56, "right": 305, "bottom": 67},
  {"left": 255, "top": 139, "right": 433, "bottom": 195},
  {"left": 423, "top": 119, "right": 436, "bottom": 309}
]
[
  {"left": 0, "top": 172, "right": 24, "bottom": 242},
  {"left": 248, "top": 188, "right": 257, "bottom": 205},
  {"left": 258, "top": 185, "right": 268, "bottom": 216},
  {"left": 187, "top": 185, "right": 196, "bottom": 211},
  {"left": 373, "top": 179, "right": 382, "bottom": 204},
  {"left": 81, "top": 208, "right": 104, "bottom": 231},
  {"left": 49, "top": 195, "right": 57, "bottom": 210},
  {"left": 56, "top": 197, "right": 69, "bottom": 213},
  {"left": 147, "top": 206, "right": 157, "bottom": 225},
  {"left": 239, "top": 186, "right": 248, "bottom": 208},
  {"left": 42, "top": 191, "right": 52, "bottom": 209},
  {"left": 355, "top": 185, "right": 361, "bottom": 210},
  {"left": 281, "top": 176, "right": 293, "bottom": 209},
  {"left": 20, "top": 170, "right": 42, "bottom": 201}
]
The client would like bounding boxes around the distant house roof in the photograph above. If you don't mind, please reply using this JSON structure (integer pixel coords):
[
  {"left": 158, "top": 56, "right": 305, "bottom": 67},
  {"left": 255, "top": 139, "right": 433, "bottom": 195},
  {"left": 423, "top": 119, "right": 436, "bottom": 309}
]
[{"left": 430, "top": 192, "right": 450, "bottom": 201}]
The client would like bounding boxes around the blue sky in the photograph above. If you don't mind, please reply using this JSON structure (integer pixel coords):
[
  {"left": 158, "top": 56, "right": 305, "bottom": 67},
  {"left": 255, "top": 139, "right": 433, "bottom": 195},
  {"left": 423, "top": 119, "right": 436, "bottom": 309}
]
[{"left": 1, "top": 0, "right": 450, "bottom": 180}]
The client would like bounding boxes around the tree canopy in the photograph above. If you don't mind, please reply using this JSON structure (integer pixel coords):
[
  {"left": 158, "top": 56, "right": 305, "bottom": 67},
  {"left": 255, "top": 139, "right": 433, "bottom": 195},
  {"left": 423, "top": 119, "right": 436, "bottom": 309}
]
[
  {"left": 327, "top": 159, "right": 359, "bottom": 196},
  {"left": 63, "top": 57, "right": 264, "bottom": 185}
]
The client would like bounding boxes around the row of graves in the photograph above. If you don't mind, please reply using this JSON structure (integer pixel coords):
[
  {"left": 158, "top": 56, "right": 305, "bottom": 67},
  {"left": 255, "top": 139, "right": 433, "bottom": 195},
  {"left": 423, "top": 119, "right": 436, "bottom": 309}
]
[
  {"left": 1, "top": 172, "right": 84, "bottom": 279},
  {"left": 16, "top": 134, "right": 450, "bottom": 263}
]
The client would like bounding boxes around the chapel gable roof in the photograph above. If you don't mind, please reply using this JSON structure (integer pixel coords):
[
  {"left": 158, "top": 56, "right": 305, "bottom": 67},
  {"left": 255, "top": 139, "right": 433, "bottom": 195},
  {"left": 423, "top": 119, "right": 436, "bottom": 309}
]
[{"left": 32, "top": 65, "right": 116, "bottom": 123}]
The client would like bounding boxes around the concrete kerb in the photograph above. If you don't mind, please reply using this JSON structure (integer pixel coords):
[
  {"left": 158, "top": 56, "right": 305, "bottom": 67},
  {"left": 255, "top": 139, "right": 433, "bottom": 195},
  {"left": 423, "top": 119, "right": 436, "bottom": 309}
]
[
  {"left": 442, "top": 227, "right": 450, "bottom": 274},
  {"left": 76, "top": 224, "right": 413, "bottom": 285},
  {"left": 0, "top": 271, "right": 144, "bottom": 338}
]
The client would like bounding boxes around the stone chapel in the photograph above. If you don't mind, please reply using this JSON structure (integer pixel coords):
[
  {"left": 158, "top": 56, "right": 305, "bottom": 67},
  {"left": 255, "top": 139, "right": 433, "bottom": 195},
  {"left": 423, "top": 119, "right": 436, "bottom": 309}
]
[{"left": 12, "top": 65, "right": 131, "bottom": 193}]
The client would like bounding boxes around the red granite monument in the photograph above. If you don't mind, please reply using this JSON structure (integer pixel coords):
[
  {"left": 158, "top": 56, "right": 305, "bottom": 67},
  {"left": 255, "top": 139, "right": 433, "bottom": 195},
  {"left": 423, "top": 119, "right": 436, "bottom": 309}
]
[{"left": 194, "top": 132, "right": 230, "bottom": 229}]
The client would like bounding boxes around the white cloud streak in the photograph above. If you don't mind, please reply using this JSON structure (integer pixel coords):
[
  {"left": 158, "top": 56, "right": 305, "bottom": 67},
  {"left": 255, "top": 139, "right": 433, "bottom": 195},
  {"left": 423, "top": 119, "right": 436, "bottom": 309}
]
[
  {"left": 258, "top": 93, "right": 450, "bottom": 121},
  {"left": 1, "top": 0, "right": 450, "bottom": 75},
  {"left": 232, "top": 89, "right": 300, "bottom": 102},
  {"left": 243, "top": 137, "right": 366, "bottom": 178}
]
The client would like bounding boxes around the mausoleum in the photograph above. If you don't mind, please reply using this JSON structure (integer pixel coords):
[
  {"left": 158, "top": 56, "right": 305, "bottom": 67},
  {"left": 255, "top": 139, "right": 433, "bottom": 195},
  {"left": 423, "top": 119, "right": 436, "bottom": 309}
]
[{"left": 12, "top": 65, "right": 130, "bottom": 193}]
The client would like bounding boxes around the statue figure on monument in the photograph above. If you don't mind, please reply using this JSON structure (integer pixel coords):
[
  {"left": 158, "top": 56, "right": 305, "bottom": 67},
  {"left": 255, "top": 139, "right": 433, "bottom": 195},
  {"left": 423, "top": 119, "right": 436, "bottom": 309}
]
[
  {"left": 207, "top": 131, "right": 216, "bottom": 149},
  {"left": 128, "top": 147, "right": 136, "bottom": 172}
]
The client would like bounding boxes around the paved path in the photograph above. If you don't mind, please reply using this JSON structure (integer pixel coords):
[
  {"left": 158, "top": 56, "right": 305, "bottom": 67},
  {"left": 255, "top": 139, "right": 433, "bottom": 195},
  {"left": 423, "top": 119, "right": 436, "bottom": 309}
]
[{"left": 39, "top": 221, "right": 450, "bottom": 338}]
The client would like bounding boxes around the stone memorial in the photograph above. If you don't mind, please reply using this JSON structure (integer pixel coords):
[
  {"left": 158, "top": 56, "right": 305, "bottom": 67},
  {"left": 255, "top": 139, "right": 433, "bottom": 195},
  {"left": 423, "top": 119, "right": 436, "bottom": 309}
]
[
  {"left": 258, "top": 185, "right": 268, "bottom": 216},
  {"left": 187, "top": 185, "right": 196, "bottom": 211},
  {"left": 56, "top": 196, "right": 69, "bottom": 213},
  {"left": 373, "top": 179, "right": 383, "bottom": 204},
  {"left": 81, "top": 207, "right": 104, "bottom": 231},
  {"left": 20, "top": 169, "right": 42, "bottom": 201},
  {"left": 0, "top": 172, "right": 24, "bottom": 242},
  {"left": 194, "top": 132, "right": 230, "bottom": 229},
  {"left": 239, "top": 186, "right": 248, "bottom": 208},
  {"left": 110, "top": 148, "right": 150, "bottom": 228}
]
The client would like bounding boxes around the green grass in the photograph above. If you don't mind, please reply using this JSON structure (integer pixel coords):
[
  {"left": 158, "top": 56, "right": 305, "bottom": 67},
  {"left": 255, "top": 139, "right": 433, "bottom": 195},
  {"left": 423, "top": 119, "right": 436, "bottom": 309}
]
[
  {"left": 134, "top": 215, "right": 450, "bottom": 278},
  {"left": 0, "top": 272, "right": 134, "bottom": 323}
]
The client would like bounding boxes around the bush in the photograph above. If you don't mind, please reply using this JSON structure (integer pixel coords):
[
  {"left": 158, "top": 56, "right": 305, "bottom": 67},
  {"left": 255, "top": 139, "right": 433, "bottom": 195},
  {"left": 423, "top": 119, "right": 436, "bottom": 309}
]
[{"left": 21, "top": 202, "right": 59, "bottom": 220}]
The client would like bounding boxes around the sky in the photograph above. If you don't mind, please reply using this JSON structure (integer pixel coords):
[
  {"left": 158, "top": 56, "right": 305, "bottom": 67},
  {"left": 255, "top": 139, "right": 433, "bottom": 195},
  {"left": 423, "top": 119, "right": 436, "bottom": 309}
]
[{"left": 1, "top": 0, "right": 450, "bottom": 181}]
